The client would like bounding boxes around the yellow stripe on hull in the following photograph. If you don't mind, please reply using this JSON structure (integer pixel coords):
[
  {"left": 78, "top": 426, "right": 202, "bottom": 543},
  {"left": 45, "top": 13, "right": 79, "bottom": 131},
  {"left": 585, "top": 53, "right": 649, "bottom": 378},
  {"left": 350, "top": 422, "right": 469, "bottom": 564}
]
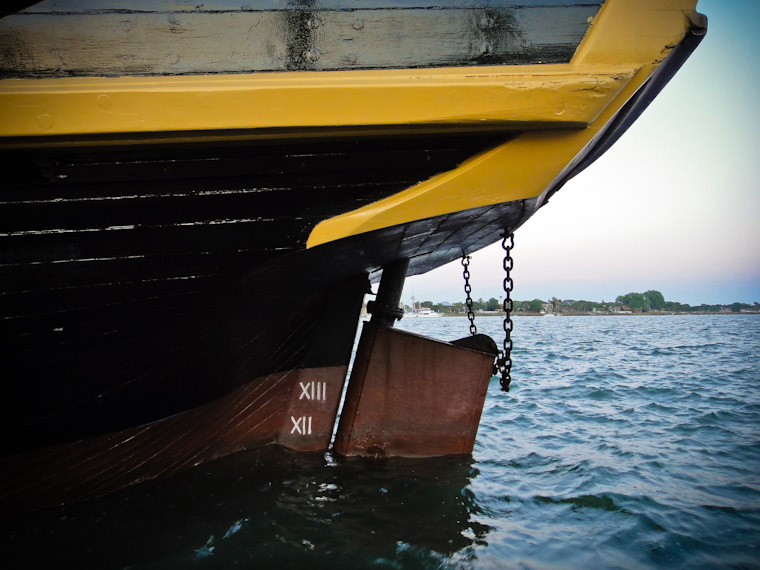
[{"left": 0, "top": 66, "right": 632, "bottom": 140}]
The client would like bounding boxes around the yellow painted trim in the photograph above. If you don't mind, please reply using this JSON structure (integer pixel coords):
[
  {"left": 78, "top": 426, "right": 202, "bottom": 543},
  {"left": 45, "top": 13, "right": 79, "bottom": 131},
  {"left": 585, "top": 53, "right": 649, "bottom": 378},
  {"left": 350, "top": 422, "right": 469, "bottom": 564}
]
[
  {"left": 572, "top": 0, "right": 697, "bottom": 66},
  {"left": 0, "top": 0, "right": 696, "bottom": 144},
  {"left": 0, "top": 65, "right": 634, "bottom": 140}
]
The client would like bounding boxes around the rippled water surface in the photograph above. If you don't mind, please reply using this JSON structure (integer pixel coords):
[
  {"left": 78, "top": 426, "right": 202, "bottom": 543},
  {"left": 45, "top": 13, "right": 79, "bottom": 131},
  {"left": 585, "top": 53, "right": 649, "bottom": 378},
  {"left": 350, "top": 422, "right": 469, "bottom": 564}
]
[{"left": 4, "top": 315, "right": 760, "bottom": 569}]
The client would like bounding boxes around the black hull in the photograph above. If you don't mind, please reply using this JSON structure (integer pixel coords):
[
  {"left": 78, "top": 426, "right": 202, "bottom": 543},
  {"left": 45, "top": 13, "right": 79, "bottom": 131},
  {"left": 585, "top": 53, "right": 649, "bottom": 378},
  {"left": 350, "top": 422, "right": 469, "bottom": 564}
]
[
  {"left": 2, "top": 133, "right": 512, "bottom": 453},
  {"left": 0, "top": 132, "right": 538, "bottom": 512}
]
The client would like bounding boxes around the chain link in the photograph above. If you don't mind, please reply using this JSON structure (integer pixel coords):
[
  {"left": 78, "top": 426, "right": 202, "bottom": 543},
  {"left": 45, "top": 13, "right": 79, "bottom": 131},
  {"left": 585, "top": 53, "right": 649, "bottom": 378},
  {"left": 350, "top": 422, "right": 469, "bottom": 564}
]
[
  {"left": 461, "top": 255, "right": 477, "bottom": 335},
  {"left": 463, "top": 237, "right": 515, "bottom": 391},
  {"left": 495, "top": 232, "right": 515, "bottom": 391}
]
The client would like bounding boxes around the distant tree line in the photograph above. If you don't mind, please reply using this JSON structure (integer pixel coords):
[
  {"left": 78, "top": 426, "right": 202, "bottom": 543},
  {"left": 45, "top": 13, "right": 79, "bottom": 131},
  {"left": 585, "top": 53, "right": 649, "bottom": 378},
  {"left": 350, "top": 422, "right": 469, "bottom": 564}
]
[
  {"left": 413, "top": 298, "right": 549, "bottom": 313},
  {"left": 615, "top": 291, "right": 756, "bottom": 313},
  {"left": 418, "top": 298, "right": 503, "bottom": 313},
  {"left": 406, "top": 290, "right": 758, "bottom": 315},
  {"left": 615, "top": 290, "right": 665, "bottom": 312},
  {"left": 661, "top": 301, "right": 757, "bottom": 313}
]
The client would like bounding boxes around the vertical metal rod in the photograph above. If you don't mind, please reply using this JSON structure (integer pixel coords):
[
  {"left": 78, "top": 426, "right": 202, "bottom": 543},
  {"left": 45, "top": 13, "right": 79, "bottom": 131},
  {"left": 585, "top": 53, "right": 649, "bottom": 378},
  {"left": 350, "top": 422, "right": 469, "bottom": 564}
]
[{"left": 368, "top": 258, "right": 409, "bottom": 327}]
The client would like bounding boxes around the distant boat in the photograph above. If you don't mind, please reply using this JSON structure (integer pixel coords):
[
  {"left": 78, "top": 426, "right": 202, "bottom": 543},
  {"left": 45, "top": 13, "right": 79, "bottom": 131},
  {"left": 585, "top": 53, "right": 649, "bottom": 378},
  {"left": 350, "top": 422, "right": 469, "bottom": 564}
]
[
  {"left": 405, "top": 308, "right": 443, "bottom": 318},
  {"left": 405, "top": 296, "right": 443, "bottom": 318}
]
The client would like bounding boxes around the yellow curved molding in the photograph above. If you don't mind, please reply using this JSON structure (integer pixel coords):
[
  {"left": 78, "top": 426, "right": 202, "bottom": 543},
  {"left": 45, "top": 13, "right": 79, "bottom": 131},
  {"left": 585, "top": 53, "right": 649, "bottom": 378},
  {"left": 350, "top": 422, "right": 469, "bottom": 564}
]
[{"left": 306, "top": 63, "right": 655, "bottom": 249}]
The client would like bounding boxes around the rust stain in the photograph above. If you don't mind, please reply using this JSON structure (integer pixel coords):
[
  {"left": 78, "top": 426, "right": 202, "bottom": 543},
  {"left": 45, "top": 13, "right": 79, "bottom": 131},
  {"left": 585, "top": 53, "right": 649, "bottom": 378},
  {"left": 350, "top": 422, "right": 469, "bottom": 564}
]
[{"left": 334, "top": 324, "right": 495, "bottom": 459}]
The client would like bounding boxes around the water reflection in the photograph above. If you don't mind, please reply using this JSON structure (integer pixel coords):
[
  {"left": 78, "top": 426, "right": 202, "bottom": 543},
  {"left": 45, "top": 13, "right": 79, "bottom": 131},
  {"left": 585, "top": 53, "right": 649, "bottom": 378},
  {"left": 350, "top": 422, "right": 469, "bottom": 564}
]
[{"left": 3, "top": 446, "right": 489, "bottom": 568}]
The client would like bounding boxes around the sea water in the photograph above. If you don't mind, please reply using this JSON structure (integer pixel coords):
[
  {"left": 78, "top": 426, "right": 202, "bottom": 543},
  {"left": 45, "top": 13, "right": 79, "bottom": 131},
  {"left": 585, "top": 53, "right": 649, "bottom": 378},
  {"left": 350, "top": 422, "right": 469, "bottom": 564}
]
[{"left": 3, "top": 315, "right": 759, "bottom": 569}]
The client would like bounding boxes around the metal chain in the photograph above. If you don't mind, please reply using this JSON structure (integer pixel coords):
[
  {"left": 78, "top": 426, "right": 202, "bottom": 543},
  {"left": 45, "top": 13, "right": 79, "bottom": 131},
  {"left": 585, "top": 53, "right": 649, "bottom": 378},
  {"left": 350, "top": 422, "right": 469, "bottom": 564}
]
[
  {"left": 495, "top": 232, "right": 515, "bottom": 391},
  {"left": 461, "top": 255, "right": 477, "bottom": 335},
  {"left": 463, "top": 238, "right": 515, "bottom": 392}
]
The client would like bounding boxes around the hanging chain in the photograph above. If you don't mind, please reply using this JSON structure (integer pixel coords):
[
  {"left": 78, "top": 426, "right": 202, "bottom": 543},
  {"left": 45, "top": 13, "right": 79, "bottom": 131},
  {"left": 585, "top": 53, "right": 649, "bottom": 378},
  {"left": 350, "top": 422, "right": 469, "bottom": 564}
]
[
  {"left": 495, "top": 232, "right": 515, "bottom": 391},
  {"left": 463, "top": 236, "right": 515, "bottom": 392},
  {"left": 461, "top": 255, "right": 477, "bottom": 335}
]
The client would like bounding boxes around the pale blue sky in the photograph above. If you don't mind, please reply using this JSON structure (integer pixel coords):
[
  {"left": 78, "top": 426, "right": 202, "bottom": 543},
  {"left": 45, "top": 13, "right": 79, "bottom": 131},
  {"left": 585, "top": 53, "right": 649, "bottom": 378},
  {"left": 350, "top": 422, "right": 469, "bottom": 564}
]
[{"left": 404, "top": 0, "right": 760, "bottom": 306}]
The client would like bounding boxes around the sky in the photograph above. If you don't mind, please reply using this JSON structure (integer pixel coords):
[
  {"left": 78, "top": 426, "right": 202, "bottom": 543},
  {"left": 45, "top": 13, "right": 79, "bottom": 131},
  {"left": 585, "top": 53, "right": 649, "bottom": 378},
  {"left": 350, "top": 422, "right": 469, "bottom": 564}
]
[{"left": 403, "top": 0, "right": 760, "bottom": 307}]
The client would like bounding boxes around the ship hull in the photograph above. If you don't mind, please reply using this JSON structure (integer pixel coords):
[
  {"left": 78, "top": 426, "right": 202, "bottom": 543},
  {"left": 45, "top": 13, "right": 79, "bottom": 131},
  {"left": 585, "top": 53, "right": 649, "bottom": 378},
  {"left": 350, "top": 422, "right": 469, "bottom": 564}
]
[
  {"left": 1, "top": 365, "right": 349, "bottom": 513},
  {"left": 0, "top": 0, "right": 706, "bottom": 513},
  {"left": 0, "top": 135, "right": 535, "bottom": 513}
]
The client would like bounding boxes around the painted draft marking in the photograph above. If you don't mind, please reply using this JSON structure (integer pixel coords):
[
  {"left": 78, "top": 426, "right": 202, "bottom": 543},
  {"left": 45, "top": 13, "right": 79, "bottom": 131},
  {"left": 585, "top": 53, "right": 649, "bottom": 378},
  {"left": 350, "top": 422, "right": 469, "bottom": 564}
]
[
  {"left": 299, "top": 381, "right": 327, "bottom": 401},
  {"left": 290, "top": 415, "right": 313, "bottom": 435}
]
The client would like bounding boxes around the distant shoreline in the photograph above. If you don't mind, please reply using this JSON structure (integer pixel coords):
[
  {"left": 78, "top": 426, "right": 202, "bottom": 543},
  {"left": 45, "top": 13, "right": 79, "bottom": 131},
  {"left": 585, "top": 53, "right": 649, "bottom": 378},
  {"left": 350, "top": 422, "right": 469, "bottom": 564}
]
[
  {"left": 402, "top": 290, "right": 758, "bottom": 317},
  {"left": 427, "top": 311, "right": 760, "bottom": 318}
]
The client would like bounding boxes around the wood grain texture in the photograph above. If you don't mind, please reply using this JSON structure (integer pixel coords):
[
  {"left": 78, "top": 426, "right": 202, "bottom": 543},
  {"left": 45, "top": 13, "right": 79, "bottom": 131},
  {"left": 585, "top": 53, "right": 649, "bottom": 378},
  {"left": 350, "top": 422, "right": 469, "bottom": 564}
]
[
  {"left": 0, "top": 365, "right": 347, "bottom": 514},
  {"left": 0, "top": 2, "right": 601, "bottom": 77}
]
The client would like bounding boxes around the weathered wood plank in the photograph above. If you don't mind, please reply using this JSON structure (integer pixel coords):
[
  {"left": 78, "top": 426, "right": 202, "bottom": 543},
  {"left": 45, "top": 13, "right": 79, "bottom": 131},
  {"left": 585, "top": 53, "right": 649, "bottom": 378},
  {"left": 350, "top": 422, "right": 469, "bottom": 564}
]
[
  {"left": 0, "top": 2, "right": 601, "bottom": 77},
  {"left": 14, "top": 1, "right": 603, "bottom": 10},
  {"left": 0, "top": 275, "right": 221, "bottom": 318},
  {"left": 0, "top": 250, "right": 282, "bottom": 294}
]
